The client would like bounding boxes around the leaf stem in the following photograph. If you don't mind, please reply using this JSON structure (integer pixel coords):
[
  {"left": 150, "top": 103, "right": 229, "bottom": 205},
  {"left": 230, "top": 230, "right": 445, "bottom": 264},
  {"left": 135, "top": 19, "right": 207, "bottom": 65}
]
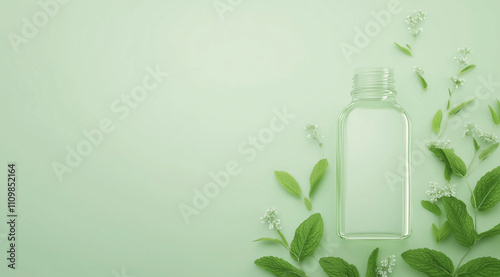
[
  {"left": 463, "top": 177, "right": 477, "bottom": 231},
  {"left": 453, "top": 245, "right": 474, "bottom": 276}
]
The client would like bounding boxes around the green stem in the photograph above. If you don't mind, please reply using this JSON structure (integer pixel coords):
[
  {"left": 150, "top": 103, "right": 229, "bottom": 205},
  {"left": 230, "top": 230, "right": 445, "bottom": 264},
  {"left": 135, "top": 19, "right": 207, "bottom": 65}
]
[
  {"left": 465, "top": 150, "right": 478, "bottom": 177},
  {"left": 463, "top": 177, "right": 477, "bottom": 231},
  {"left": 454, "top": 245, "right": 475, "bottom": 276}
]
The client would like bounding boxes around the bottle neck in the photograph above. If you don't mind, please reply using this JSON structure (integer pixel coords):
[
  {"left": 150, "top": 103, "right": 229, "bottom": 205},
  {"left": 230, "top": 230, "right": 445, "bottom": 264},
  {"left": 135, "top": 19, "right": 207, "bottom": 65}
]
[{"left": 351, "top": 67, "right": 396, "bottom": 100}]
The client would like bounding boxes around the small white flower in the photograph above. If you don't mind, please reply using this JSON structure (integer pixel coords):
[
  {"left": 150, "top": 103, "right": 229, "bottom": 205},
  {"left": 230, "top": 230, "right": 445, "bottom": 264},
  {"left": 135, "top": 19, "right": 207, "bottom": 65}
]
[
  {"left": 305, "top": 123, "right": 323, "bottom": 147},
  {"left": 427, "top": 139, "right": 452, "bottom": 150},
  {"left": 454, "top": 56, "right": 470, "bottom": 66},
  {"left": 450, "top": 76, "right": 465, "bottom": 89},
  {"left": 426, "top": 182, "right": 456, "bottom": 203},
  {"left": 406, "top": 10, "right": 426, "bottom": 26},
  {"left": 458, "top": 46, "right": 472, "bottom": 55},
  {"left": 464, "top": 123, "right": 499, "bottom": 143},
  {"left": 413, "top": 66, "right": 424, "bottom": 76},
  {"left": 377, "top": 255, "right": 396, "bottom": 277},
  {"left": 260, "top": 208, "right": 282, "bottom": 230}
]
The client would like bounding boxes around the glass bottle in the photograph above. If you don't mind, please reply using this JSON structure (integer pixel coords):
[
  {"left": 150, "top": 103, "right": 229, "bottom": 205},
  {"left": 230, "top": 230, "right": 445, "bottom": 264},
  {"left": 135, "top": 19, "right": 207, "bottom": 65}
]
[{"left": 337, "top": 67, "right": 411, "bottom": 239}]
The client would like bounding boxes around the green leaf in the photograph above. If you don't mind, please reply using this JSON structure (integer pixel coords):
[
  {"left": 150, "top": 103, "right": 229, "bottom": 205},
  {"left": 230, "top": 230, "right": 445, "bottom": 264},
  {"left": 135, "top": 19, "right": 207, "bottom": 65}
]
[
  {"left": 309, "top": 159, "right": 329, "bottom": 198},
  {"left": 448, "top": 89, "right": 452, "bottom": 97},
  {"left": 442, "top": 196, "right": 477, "bottom": 247},
  {"left": 394, "top": 42, "right": 412, "bottom": 56},
  {"left": 443, "top": 149, "right": 467, "bottom": 176},
  {"left": 459, "top": 64, "right": 476, "bottom": 75},
  {"left": 448, "top": 98, "right": 476, "bottom": 117},
  {"left": 444, "top": 164, "right": 452, "bottom": 181},
  {"left": 255, "top": 256, "right": 306, "bottom": 277},
  {"left": 418, "top": 74, "right": 428, "bottom": 89},
  {"left": 401, "top": 248, "right": 454, "bottom": 277},
  {"left": 366, "top": 248, "right": 379, "bottom": 277},
  {"left": 254, "top": 238, "right": 287, "bottom": 247},
  {"left": 320, "top": 257, "right": 360, "bottom": 277},
  {"left": 421, "top": 200, "right": 442, "bottom": 216},
  {"left": 432, "top": 109, "right": 443, "bottom": 133},
  {"left": 277, "top": 229, "right": 289, "bottom": 247},
  {"left": 304, "top": 197, "right": 312, "bottom": 211},
  {"left": 275, "top": 171, "right": 302, "bottom": 197},
  {"left": 428, "top": 145, "right": 467, "bottom": 177},
  {"left": 447, "top": 99, "right": 451, "bottom": 109},
  {"left": 489, "top": 105, "right": 500, "bottom": 125},
  {"left": 406, "top": 44, "right": 412, "bottom": 51},
  {"left": 290, "top": 213, "right": 323, "bottom": 262},
  {"left": 478, "top": 223, "right": 500, "bottom": 239},
  {"left": 437, "top": 221, "right": 452, "bottom": 243},
  {"left": 472, "top": 166, "right": 500, "bottom": 211},
  {"left": 479, "top": 142, "right": 499, "bottom": 161},
  {"left": 432, "top": 224, "right": 439, "bottom": 243},
  {"left": 473, "top": 137, "right": 480, "bottom": 152},
  {"left": 456, "top": 257, "right": 500, "bottom": 277}
]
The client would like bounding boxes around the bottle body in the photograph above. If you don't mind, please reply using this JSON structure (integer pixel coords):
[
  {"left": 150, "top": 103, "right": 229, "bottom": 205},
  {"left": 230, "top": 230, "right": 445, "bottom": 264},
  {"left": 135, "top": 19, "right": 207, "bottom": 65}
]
[{"left": 337, "top": 68, "right": 411, "bottom": 239}]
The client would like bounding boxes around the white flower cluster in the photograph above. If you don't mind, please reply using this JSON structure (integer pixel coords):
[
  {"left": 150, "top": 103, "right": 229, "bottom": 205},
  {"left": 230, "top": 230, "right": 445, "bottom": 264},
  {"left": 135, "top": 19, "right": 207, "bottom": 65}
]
[
  {"left": 454, "top": 56, "right": 470, "bottom": 67},
  {"left": 377, "top": 255, "right": 396, "bottom": 277},
  {"left": 464, "top": 123, "right": 499, "bottom": 143},
  {"left": 260, "top": 208, "right": 282, "bottom": 230},
  {"left": 427, "top": 139, "right": 452, "bottom": 150},
  {"left": 413, "top": 66, "right": 424, "bottom": 76},
  {"left": 406, "top": 10, "right": 426, "bottom": 37},
  {"left": 449, "top": 76, "right": 465, "bottom": 89},
  {"left": 426, "top": 182, "right": 456, "bottom": 203},
  {"left": 458, "top": 47, "right": 472, "bottom": 55},
  {"left": 305, "top": 123, "right": 323, "bottom": 147}
]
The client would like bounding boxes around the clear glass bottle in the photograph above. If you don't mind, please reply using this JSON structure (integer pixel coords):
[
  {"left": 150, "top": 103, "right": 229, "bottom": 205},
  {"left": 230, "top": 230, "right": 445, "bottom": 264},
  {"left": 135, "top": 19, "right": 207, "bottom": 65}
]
[{"left": 337, "top": 67, "right": 411, "bottom": 239}]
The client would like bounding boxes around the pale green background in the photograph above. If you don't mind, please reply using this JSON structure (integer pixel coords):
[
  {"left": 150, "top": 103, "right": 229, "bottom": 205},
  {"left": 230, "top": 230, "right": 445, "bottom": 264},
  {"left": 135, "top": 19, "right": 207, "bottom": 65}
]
[{"left": 1, "top": 0, "right": 500, "bottom": 276}]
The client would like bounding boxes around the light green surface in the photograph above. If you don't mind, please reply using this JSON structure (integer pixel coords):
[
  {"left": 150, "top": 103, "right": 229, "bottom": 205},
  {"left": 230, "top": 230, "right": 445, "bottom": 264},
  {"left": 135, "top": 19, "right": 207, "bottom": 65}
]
[{"left": 0, "top": 0, "right": 499, "bottom": 276}]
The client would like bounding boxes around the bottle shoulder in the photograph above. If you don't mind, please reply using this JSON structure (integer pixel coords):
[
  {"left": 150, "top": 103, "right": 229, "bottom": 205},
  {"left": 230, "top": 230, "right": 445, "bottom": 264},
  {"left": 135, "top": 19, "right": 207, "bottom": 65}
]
[{"left": 338, "top": 100, "right": 411, "bottom": 123}]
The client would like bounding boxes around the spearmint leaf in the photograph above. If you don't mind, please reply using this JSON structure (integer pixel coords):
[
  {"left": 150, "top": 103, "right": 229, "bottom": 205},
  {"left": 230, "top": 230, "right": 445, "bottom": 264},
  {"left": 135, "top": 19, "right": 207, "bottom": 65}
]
[
  {"left": 290, "top": 213, "right": 323, "bottom": 262},
  {"left": 255, "top": 256, "right": 306, "bottom": 277},
  {"left": 309, "top": 159, "right": 329, "bottom": 198},
  {"left": 304, "top": 197, "right": 312, "bottom": 211},
  {"left": 421, "top": 200, "right": 442, "bottom": 216},
  {"left": 418, "top": 75, "right": 428, "bottom": 89},
  {"left": 448, "top": 89, "right": 452, "bottom": 97},
  {"left": 428, "top": 145, "right": 467, "bottom": 177},
  {"left": 459, "top": 64, "right": 476, "bottom": 75},
  {"left": 275, "top": 171, "right": 302, "bottom": 197},
  {"left": 456, "top": 257, "right": 500, "bottom": 277},
  {"left": 254, "top": 238, "right": 287, "bottom": 247},
  {"left": 442, "top": 196, "right": 477, "bottom": 247},
  {"left": 448, "top": 98, "right": 476, "bottom": 116},
  {"left": 401, "top": 248, "right": 454, "bottom": 277},
  {"left": 472, "top": 166, "right": 500, "bottom": 211},
  {"left": 489, "top": 105, "right": 500, "bottom": 125},
  {"left": 442, "top": 148, "right": 467, "bottom": 177},
  {"left": 432, "top": 224, "right": 439, "bottom": 243},
  {"left": 478, "top": 223, "right": 500, "bottom": 239},
  {"left": 437, "top": 221, "right": 452, "bottom": 243},
  {"left": 366, "top": 248, "right": 379, "bottom": 277},
  {"left": 444, "top": 164, "right": 452, "bottom": 181},
  {"left": 479, "top": 143, "right": 499, "bottom": 161},
  {"left": 320, "top": 257, "right": 360, "bottom": 277},
  {"left": 406, "top": 44, "right": 412, "bottom": 51},
  {"left": 394, "top": 42, "right": 412, "bottom": 56},
  {"left": 473, "top": 137, "right": 480, "bottom": 152},
  {"left": 277, "top": 229, "right": 289, "bottom": 247},
  {"left": 432, "top": 109, "right": 443, "bottom": 133}
]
